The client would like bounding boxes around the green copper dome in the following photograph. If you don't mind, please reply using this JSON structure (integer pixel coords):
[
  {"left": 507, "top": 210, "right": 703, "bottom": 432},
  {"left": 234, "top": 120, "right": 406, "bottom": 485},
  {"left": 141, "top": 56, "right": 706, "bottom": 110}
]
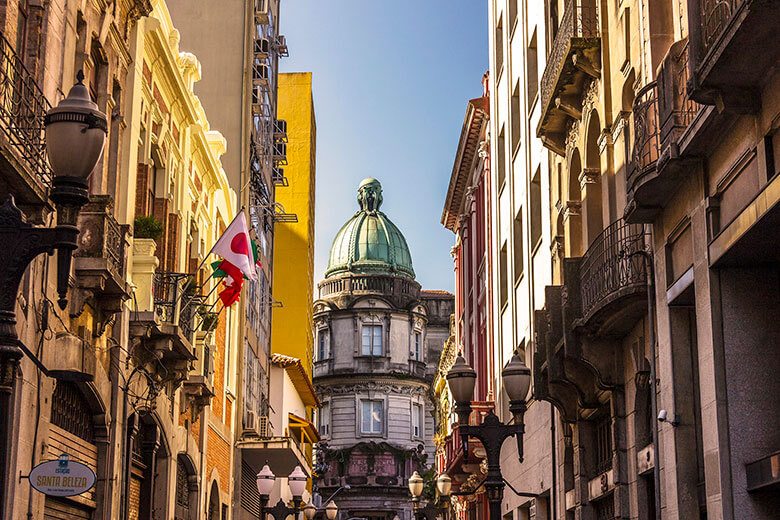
[{"left": 326, "top": 178, "right": 415, "bottom": 279}]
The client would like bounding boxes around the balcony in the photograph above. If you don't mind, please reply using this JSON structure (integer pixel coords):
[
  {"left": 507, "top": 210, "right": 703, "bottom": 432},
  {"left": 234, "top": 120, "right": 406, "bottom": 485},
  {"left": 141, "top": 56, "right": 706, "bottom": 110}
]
[
  {"left": 626, "top": 41, "right": 704, "bottom": 223},
  {"left": 577, "top": 219, "right": 647, "bottom": 332},
  {"left": 0, "top": 31, "right": 52, "bottom": 218},
  {"left": 129, "top": 265, "right": 199, "bottom": 384},
  {"left": 537, "top": 0, "right": 600, "bottom": 155},
  {"left": 71, "top": 196, "right": 130, "bottom": 335},
  {"left": 182, "top": 332, "right": 216, "bottom": 420},
  {"left": 689, "top": 0, "right": 780, "bottom": 111},
  {"left": 314, "top": 356, "right": 428, "bottom": 381},
  {"left": 317, "top": 273, "right": 421, "bottom": 308}
]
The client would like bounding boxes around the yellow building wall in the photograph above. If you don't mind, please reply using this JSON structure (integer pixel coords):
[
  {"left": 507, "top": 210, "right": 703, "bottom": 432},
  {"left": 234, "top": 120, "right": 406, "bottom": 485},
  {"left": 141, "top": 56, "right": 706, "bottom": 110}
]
[{"left": 272, "top": 73, "right": 317, "bottom": 377}]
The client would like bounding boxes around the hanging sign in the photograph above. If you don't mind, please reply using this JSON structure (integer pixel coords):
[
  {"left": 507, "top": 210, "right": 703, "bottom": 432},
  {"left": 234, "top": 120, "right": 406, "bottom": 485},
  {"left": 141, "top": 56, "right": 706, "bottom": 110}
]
[{"left": 28, "top": 453, "right": 96, "bottom": 497}]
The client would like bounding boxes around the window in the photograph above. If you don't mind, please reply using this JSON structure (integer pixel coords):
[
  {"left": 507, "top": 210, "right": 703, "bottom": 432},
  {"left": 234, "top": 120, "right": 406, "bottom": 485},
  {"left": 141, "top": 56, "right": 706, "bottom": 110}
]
[
  {"left": 511, "top": 81, "right": 521, "bottom": 153},
  {"left": 361, "top": 400, "right": 383, "bottom": 434},
  {"left": 497, "top": 127, "right": 506, "bottom": 189},
  {"left": 319, "top": 402, "right": 330, "bottom": 436},
  {"left": 595, "top": 409, "right": 613, "bottom": 474},
  {"left": 495, "top": 17, "right": 504, "bottom": 73},
  {"left": 513, "top": 211, "right": 524, "bottom": 283},
  {"left": 499, "top": 242, "right": 508, "bottom": 308},
  {"left": 509, "top": 1, "right": 518, "bottom": 34},
  {"left": 530, "top": 168, "right": 542, "bottom": 248},
  {"left": 317, "top": 329, "right": 329, "bottom": 361},
  {"left": 413, "top": 332, "right": 422, "bottom": 361},
  {"left": 527, "top": 29, "right": 539, "bottom": 109},
  {"left": 361, "top": 324, "right": 383, "bottom": 356},
  {"left": 412, "top": 403, "right": 423, "bottom": 438}
]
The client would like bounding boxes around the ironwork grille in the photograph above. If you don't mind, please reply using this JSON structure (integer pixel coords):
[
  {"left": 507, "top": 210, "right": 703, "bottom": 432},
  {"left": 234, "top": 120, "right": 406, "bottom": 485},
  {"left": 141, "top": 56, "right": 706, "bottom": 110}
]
[
  {"left": 153, "top": 272, "right": 198, "bottom": 337},
  {"left": 176, "top": 458, "right": 190, "bottom": 508},
  {"left": 676, "top": 42, "right": 702, "bottom": 128},
  {"left": 0, "top": 31, "right": 52, "bottom": 187},
  {"left": 540, "top": 0, "right": 600, "bottom": 114},
  {"left": 104, "top": 212, "right": 125, "bottom": 275},
  {"left": 700, "top": 0, "right": 746, "bottom": 52},
  {"left": 631, "top": 81, "right": 659, "bottom": 178},
  {"left": 579, "top": 219, "right": 647, "bottom": 319},
  {"left": 595, "top": 413, "right": 613, "bottom": 475},
  {"left": 51, "top": 382, "right": 94, "bottom": 442},
  {"left": 594, "top": 498, "right": 615, "bottom": 520}
]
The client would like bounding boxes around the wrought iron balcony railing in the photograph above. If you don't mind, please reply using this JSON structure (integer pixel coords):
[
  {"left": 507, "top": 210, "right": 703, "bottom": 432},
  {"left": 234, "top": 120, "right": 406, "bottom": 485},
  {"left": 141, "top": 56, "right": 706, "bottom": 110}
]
[
  {"left": 579, "top": 219, "right": 647, "bottom": 321},
  {"left": 700, "top": 0, "right": 747, "bottom": 53},
  {"left": 0, "top": 31, "right": 52, "bottom": 188},
  {"left": 153, "top": 271, "right": 201, "bottom": 342},
  {"left": 539, "top": 0, "right": 599, "bottom": 121},
  {"left": 629, "top": 81, "right": 660, "bottom": 183}
]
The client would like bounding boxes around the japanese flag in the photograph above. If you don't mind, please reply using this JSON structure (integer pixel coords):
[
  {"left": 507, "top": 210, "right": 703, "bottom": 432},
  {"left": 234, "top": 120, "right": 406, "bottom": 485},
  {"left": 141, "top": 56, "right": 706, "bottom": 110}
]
[{"left": 212, "top": 212, "right": 258, "bottom": 281}]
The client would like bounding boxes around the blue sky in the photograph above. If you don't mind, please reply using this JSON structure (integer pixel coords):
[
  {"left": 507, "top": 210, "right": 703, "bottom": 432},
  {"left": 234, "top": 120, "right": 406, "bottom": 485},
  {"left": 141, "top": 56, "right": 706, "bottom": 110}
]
[{"left": 279, "top": 1, "right": 488, "bottom": 293}]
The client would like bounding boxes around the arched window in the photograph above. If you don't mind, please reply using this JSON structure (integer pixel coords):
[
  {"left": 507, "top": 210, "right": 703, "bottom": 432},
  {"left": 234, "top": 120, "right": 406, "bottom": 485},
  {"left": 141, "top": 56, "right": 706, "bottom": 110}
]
[
  {"left": 51, "top": 382, "right": 94, "bottom": 442},
  {"left": 176, "top": 457, "right": 190, "bottom": 509}
]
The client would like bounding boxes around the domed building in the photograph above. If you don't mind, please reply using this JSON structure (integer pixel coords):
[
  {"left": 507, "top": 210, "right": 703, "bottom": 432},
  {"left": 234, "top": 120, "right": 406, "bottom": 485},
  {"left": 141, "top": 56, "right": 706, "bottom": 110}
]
[{"left": 313, "top": 179, "right": 453, "bottom": 520}]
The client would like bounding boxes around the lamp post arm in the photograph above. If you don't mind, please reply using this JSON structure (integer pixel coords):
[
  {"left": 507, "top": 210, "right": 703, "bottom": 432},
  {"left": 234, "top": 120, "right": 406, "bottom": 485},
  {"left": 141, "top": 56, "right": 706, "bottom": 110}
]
[
  {"left": 501, "top": 478, "right": 537, "bottom": 498},
  {"left": 323, "top": 485, "right": 349, "bottom": 505}
]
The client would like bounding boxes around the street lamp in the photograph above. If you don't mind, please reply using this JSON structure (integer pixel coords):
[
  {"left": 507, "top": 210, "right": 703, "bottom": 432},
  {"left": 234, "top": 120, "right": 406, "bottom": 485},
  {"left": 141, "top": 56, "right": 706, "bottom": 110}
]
[
  {"left": 0, "top": 71, "right": 106, "bottom": 505},
  {"left": 408, "top": 471, "right": 451, "bottom": 520},
  {"left": 446, "top": 352, "right": 531, "bottom": 520},
  {"left": 255, "top": 464, "right": 310, "bottom": 520},
  {"left": 325, "top": 500, "right": 338, "bottom": 520}
]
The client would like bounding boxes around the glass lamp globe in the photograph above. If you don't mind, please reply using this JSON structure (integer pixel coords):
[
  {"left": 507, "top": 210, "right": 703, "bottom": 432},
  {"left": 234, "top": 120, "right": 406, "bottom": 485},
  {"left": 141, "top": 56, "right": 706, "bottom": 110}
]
[
  {"left": 446, "top": 355, "right": 477, "bottom": 404},
  {"left": 436, "top": 473, "right": 452, "bottom": 497},
  {"left": 44, "top": 71, "right": 107, "bottom": 186},
  {"left": 288, "top": 465, "right": 308, "bottom": 498},
  {"left": 256, "top": 464, "right": 275, "bottom": 497},
  {"left": 303, "top": 502, "right": 317, "bottom": 520},
  {"left": 408, "top": 470, "right": 424, "bottom": 498},
  {"left": 502, "top": 352, "right": 531, "bottom": 403},
  {"left": 325, "top": 500, "right": 338, "bottom": 520}
]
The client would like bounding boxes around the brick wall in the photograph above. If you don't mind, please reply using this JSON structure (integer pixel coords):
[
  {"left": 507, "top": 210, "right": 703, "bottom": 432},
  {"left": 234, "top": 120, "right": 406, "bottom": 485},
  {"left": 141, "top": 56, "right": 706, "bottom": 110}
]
[{"left": 207, "top": 427, "right": 231, "bottom": 492}]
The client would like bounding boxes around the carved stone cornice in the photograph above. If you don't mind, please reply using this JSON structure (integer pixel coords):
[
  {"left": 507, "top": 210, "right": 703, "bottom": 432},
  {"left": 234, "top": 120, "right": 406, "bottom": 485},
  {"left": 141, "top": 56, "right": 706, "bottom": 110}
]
[
  {"left": 316, "top": 381, "right": 428, "bottom": 397},
  {"left": 550, "top": 236, "right": 565, "bottom": 262},
  {"left": 582, "top": 79, "right": 599, "bottom": 117}
]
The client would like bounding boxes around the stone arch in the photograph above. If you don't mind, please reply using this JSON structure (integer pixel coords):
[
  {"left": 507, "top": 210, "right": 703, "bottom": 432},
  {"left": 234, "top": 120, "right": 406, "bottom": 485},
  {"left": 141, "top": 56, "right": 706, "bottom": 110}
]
[
  {"left": 128, "top": 410, "right": 173, "bottom": 520},
  {"left": 175, "top": 453, "right": 199, "bottom": 520},
  {"left": 582, "top": 110, "right": 604, "bottom": 248},
  {"left": 207, "top": 480, "right": 220, "bottom": 520},
  {"left": 44, "top": 381, "right": 109, "bottom": 520}
]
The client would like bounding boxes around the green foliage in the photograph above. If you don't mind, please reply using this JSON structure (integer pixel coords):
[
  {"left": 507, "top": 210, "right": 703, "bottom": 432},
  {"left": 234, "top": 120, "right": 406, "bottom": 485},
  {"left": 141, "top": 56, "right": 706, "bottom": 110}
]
[
  {"left": 133, "top": 215, "right": 163, "bottom": 241},
  {"left": 420, "top": 465, "right": 437, "bottom": 502}
]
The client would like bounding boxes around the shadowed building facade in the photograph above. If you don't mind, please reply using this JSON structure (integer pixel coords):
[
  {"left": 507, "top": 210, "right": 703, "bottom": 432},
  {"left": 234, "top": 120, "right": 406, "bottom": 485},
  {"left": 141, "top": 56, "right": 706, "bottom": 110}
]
[{"left": 313, "top": 179, "right": 453, "bottom": 520}]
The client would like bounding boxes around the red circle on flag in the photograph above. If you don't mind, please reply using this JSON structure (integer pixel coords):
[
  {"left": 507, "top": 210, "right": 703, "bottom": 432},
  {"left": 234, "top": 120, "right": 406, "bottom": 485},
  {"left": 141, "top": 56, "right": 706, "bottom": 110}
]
[{"left": 231, "top": 233, "right": 249, "bottom": 256}]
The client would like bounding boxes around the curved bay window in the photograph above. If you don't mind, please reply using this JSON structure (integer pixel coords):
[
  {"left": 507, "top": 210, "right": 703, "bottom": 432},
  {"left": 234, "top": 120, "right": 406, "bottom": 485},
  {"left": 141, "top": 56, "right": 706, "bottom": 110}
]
[{"left": 44, "top": 382, "right": 98, "bottom": 520}]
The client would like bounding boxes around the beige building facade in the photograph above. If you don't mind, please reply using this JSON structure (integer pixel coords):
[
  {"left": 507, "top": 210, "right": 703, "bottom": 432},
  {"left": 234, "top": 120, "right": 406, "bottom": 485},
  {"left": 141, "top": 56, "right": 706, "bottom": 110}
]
[{"left": 483, "top": 1, "right": 780, "bottom": 519}]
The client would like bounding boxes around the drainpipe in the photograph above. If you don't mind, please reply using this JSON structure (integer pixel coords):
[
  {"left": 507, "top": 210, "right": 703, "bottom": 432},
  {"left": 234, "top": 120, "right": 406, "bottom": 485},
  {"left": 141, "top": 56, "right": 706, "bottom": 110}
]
[
  {"left": 641, "top": 226, "right": 662, "bottom": 519},
  {"left": 550, "top": 407, "right": 556, "bottom": 518}
]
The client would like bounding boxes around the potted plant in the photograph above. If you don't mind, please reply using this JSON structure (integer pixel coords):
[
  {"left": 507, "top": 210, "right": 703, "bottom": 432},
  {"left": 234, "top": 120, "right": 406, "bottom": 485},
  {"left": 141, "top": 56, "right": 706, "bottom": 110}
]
[{"left": 133, "top": 215, "right": 163, "bottom": 241}]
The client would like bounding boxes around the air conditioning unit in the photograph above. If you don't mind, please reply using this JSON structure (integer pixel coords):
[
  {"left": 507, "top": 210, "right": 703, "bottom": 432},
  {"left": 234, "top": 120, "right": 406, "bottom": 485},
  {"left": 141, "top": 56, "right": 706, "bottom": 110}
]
[
  {"left": 255, "top": 38, "right": 270, "bottom": 58},
  {"left": 258, "top": 415, "right": 270, "bottom": 438},
  {"left": 255, "top": 0, "right": 269, "bottom": 24},
  {"left": 244, "top": 410, "right": 259, "bottom": 435},
  {"left": 273, "top": 119, "right": 287, "bottom": 141},
  {"left": 275, "top": 35, "right": 289, "bottom": 57},
  {"left": 253, "top": 63, "right": 269, "bottom": 85}
]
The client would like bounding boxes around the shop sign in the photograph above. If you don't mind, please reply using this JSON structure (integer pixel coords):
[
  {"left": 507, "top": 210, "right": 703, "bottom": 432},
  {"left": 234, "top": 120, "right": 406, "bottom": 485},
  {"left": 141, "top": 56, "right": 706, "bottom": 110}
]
[{"left": 28, "top": 454, "right": 96, "bottom": 497}]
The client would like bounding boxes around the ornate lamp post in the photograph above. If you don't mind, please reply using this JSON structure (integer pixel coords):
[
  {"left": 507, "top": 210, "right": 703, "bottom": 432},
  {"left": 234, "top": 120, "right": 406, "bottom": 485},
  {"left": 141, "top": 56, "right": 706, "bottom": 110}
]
[
  {"left": 408, "top": 471, "right": 452, "bottom": 520},
  {"left": 446, "top": 352, "right": 531, "bottom": 520},
  {"left": 0, "top": 72, "right": 106, "bottom": 508},
  {"left": 256, "top": 464, "right": 311, "bottom": 520}
]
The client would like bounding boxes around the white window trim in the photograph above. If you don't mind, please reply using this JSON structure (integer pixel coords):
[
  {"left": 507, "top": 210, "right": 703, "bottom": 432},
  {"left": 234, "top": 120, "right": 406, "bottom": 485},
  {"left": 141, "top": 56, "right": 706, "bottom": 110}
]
[
  {"left": 319, "top": 401, "right": 330, "bottom": 437},
  {"left": 356, "top": 395, "right": 387, "bottom": 438}
]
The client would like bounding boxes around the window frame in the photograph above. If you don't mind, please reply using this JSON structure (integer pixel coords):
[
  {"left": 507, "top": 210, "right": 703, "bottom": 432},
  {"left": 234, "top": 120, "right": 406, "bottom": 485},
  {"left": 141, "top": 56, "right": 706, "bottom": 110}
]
[
  {"left": 317, "top": 327, "right": 330, "bottom": 361},
  {"left": 361, "top": 323, "right": 383, "bottom": 357},
  {"left": 359, "top": 399, "right": 384, "bottom": 435},
  {"left": 413, "top": 331, "right": 422, "bottom": 361},
  {"left": 319, "top": 401, "right": 330, "bottom": 437},
  {"left": 412, "top": 403, "right": 423, "bottom": 439}
]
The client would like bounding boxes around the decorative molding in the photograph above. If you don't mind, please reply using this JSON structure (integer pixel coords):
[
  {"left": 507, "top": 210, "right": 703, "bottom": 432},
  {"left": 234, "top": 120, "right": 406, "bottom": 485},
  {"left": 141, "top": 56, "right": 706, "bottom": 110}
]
[
  {"left": 563, "top": 201, "right": 581, "bottom": 221},
  {"left": 579, "top": 168, "right": 600, "bottom": 190},
  {"left": 582, "top": 79, "right": 599, "bottom": 117},
  {"left": 565, "top": 119, "right": 580, "bottom": 157},
  {"left": 318, "top": 381, "right": 429, "bottom": 397},
  {"left": 550, "top": 236, "right": 565, "bottom": 261}
]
